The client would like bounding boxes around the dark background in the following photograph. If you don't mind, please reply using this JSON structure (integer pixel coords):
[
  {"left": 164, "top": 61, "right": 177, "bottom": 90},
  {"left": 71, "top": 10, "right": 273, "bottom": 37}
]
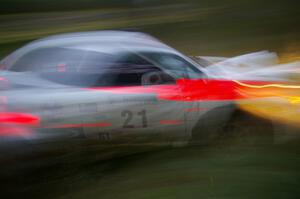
[
  {"left": 1, "top": 0, "right": 300, "bottom": 60},
  {"left": 0, "top": 1, "right": 300, "bottom": 199}
]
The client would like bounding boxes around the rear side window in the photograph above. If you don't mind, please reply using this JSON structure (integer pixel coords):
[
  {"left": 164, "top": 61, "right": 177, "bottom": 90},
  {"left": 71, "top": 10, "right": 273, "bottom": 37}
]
[{"left": 9, "top": 47, "right": 115, "bottom": 73}]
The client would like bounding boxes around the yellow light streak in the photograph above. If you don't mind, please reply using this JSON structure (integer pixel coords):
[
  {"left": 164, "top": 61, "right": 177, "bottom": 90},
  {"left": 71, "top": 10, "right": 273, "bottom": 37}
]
[{"left": 233, "top": 80, "right": 300, "bottom": 89}]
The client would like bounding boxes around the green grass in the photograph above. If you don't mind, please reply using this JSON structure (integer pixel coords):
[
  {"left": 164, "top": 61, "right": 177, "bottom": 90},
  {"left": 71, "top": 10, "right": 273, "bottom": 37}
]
[
  {"left": 1, "top": 0, "right": 300, "bottom": 58},
  {"left": 5, "top": 140, "right": 299, "bottom": 199},
  {"left": 63, "top": 144, "right": 299, "bottom": 199}
]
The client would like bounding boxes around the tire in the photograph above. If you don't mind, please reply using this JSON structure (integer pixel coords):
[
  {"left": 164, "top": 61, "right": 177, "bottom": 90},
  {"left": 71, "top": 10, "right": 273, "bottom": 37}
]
[
  {"left": 190, "top": 105, "right": 235, "bottom": 146},
  {"left": 190, "top": 109, "right": 274, "bottom": 146},
  {"left": 222, "top": 110, "right": 274, "bottom": 146}
]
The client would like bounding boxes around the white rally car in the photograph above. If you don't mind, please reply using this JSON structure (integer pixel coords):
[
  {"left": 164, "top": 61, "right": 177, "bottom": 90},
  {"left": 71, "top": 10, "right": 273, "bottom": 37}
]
[{"left": 0, "top": 31, "right": 275, "bottom": 147}]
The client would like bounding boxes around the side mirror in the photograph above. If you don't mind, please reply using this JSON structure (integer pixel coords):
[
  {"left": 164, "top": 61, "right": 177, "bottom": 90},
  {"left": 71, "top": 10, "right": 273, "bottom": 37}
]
[{"left": 141, "top": 71, "right": 175, "bottom": 86}]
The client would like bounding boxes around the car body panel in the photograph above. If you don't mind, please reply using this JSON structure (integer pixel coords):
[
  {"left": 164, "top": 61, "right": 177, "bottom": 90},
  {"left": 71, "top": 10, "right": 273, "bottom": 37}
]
[{"left": 0, "top": 31, "right": 238, "bottom": 146}]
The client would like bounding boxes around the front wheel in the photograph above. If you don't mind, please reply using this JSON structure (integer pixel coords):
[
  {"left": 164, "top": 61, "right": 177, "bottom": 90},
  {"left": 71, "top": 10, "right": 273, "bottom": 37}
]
[{"left": 221, "top": 111, "right": 274, "bottom": 146}]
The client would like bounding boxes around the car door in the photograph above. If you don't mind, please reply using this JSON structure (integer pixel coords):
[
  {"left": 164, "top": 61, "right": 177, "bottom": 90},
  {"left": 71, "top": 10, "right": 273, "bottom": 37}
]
[
  {"left": 80, "top": 52, "right": 187, "bottom": 146},
  {"left": 136, "top": 51, "right": 206, "bottom": 142},
  {"left": 4, "top": 46, "right": 188, "bottom": 145}
]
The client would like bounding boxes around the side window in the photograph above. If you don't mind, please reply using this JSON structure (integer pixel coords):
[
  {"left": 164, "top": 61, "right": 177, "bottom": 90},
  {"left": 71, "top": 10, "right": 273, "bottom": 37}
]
[
  {"left": 140, "top": 52, "right": 203, "bottom": 79},
  {"left": 7, "top": 47, "right": 178, "bottom": 87},
  {"left": 9, "top": 47, "right": 116, "bottom": 73},
  {"left": 10, "top": 48, "right": 85, "bottom": 72},
  {"left": 114, "top": 53, "right": 175, "bottom": 86}
]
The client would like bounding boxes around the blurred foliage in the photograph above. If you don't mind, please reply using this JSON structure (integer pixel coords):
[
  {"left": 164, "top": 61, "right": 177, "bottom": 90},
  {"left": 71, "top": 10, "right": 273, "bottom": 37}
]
[
  {"left": 0, "top": 0, "right": 300, "bottom": 60},
  {"left": 2, "top": 139, "right": 300, "bottom": 199},
  {"left": 0, "top": 0, "right": 182, "bottom": 14}
]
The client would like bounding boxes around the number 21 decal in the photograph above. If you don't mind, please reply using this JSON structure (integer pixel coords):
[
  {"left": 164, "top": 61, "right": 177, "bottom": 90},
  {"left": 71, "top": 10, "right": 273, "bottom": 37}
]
[{"left": 121, "top": 110, "right": 148, "bottom": 128}]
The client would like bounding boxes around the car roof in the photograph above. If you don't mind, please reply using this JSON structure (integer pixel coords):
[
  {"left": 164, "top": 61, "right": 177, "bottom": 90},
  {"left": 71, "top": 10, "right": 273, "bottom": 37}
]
[
  {"left": 2, "top": 31, "right": 203, "bottom": 73},
  {"left": 2, "top": 31, "right": 183, "bottom": 68},
  {"left": 30, "top": 31, "right": 176, "bottom": 53}
]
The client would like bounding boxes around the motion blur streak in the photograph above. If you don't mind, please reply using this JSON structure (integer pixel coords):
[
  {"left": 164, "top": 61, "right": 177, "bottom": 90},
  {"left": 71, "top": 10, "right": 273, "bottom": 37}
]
[
  {"left": 159, "top": 120, "right": 183, "bottom": 125},
  {"left": 235, "top": 80, "right": 300, "bottom": 101},
  {"left": 0, "top": 77, "right": 9, "bottom": 89},
  {"left": 0, "top": 96, "right": 7, "bottom": 111},
  {"left": 43, "top": 122, "right": 112, "bottom": 129},
  {"left": 0, "top": 111, "right": 37, "bottom": 137},
  {"left": 0, "top": 112, "right": 40, "bottom": 126},
  {"left": 233, "top": 80, "right": 300, "bottom": 89},
  {"left": 0, "top": 125, "right": 32, "bottom": 137},
  {"left": 87, "top": 79, "right": 300, "bottom": 103},
  {"left": 237, "top": 99, "right": 300, "bottom": 128},
  {"left": 86, "top": 79, "right": 242, "bottom": 101},
  {"left": 184, "top": 108, "right": 208, "bottom": 112},
  {"left": 288, "top": 96, "right": 300, "bottom": 104},
  {"left": 236, "top": 80, "right": 300, "bottom": 127}
]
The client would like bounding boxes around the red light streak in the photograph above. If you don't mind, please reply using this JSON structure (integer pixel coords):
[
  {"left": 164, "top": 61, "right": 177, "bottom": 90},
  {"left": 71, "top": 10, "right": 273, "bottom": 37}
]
[
  {"left": 84, "top": 79, "right": 243, "bottom": 101},
  {"left": 0, "top": 125, "right": 32, "bottom": 137},
  {"left": 0, "top": 112, "right": 40, "bottom": 126},
  {"left": 43, "top": 122, "right": 112, "bottom": 129},
  {"left": 84, "top": 79, "right": 297, "bottom": 102},
  {"left": 160, "top": 120, "right": 183, "bottom": 125},
  {"left": 184, "top": 107, "right": 208, "bottom": 112}
]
